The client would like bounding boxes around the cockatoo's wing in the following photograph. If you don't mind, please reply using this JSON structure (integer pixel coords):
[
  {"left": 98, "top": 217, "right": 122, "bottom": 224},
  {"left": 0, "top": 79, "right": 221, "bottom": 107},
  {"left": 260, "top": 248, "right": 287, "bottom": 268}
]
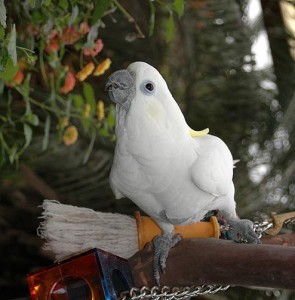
[{"left": 191, "top": 134, "right": 234, "bottom": 197}]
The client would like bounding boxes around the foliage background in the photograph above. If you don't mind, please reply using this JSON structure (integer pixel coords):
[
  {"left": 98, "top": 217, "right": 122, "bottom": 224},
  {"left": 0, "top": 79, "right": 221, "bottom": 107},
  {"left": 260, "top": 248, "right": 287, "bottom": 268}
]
[{"left": 0, "top": 0, "right": 295, "bottom": 299}]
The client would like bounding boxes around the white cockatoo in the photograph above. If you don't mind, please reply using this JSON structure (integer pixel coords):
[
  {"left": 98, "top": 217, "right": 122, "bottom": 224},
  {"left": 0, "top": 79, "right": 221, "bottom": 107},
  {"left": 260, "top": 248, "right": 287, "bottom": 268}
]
[{"left": 106, "top": 62, "right": 260, "bottom": 284}]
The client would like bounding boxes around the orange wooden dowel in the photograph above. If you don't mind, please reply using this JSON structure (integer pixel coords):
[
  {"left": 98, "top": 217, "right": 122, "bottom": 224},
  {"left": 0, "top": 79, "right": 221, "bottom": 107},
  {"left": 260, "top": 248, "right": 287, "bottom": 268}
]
[{"left": 134, "top": 211, "right": 220, "bottom": 250}]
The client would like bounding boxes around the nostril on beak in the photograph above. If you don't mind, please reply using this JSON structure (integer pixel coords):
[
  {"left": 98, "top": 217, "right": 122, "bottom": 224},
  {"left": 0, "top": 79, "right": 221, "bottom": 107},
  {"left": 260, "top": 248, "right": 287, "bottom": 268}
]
[{"left": 105, "top": 82, "right": 119, "bottom": 92}]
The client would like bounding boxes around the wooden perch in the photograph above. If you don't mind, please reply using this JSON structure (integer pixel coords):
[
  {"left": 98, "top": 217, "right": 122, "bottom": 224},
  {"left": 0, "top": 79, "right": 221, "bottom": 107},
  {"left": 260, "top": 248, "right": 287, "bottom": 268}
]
[
  {"left": 262, "top": 232, "right": 295, "bottom": 246},
  {"left": 129, "top": 237, "right": 295, "bottom": 290}
]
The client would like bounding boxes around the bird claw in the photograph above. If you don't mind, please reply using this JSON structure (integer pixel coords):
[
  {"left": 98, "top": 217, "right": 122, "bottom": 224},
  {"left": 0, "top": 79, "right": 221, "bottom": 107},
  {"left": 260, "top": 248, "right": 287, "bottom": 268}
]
[
  {"left": 153, "top": 233, "right": 182, "bottom": 285},
  {"left": 227, "top": 219, "right": 261, "bottom": 244}
]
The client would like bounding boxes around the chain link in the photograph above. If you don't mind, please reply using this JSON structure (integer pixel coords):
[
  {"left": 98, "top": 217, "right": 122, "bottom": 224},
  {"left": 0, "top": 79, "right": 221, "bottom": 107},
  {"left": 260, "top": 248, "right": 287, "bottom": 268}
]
[
  {"left": 253, "top": 220, "right": 273, "bottom": 238},
  {"left": 285, "top": 218, "right": 295, "bottom": 227},
  {"left": 120, "top": 285, "right": 230, "bottom": 300}
]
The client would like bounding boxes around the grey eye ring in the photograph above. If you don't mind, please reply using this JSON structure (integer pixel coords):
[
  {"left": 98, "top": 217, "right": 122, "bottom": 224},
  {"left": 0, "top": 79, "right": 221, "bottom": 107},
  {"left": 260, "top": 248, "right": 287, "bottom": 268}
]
[{"left": 141, "top": 80, "right": 156, "bottom": 94}]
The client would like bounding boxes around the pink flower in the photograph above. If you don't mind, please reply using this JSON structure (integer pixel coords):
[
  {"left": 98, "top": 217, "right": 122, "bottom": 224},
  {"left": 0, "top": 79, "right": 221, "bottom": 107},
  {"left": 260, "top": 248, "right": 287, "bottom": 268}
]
[
  {"left": 6, "top": 70, "right": 24, "bottom": 87},
  {"left": 79, "top": 22, "right": 90, "bottom": 34},
  {"left": 60, "top": 72, "right": 76, "bottom": 94},
  {"left": 61, "top": 26, "right": 82, "bottom": 45},
  {"left": 45, "top": 30, "right": 60, "bottom": 53},
  {"left": 83, "top": 39, "right": 104, "bottom": 56}
]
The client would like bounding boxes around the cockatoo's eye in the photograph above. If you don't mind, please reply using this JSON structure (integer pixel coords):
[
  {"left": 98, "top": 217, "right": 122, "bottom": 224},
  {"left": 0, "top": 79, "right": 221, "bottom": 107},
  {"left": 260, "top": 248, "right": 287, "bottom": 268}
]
[
  {"left": 145, "top": 83, "right": 154, "bottom": 91},
  {"left": 141, "top": 80, "right": 156, "bottom": 95}
]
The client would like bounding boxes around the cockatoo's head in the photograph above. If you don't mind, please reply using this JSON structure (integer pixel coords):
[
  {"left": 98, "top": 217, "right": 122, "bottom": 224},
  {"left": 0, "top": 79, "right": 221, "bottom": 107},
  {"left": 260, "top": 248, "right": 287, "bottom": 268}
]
[
  {"left": 106, "top": 61, "right": 170, "bottom": 112},
  {"left": 106, "top": 62, "right": 209, "bottom": 138}
]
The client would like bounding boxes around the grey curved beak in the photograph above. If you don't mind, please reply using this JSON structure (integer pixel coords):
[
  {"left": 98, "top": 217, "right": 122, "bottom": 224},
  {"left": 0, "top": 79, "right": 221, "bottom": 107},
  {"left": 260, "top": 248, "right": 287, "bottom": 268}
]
[{"left": 106, "top": 69, "right": 135, "bottom": 111}]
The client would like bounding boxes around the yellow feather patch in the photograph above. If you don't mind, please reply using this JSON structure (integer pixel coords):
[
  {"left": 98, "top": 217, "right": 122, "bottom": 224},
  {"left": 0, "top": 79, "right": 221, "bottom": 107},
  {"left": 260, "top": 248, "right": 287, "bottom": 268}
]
[
  {"left": 189, "top": 127, "right": 209, "bottom": 137},
  {"left": 147, "top": 101, "right": 163, "bottom": 119}
]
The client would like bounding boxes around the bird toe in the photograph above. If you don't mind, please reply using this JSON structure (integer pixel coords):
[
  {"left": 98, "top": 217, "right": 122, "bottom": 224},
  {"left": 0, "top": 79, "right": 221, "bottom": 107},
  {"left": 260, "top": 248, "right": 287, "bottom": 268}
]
[
  {"left": 228, "top": 219, "right": 261, "bottom": 244},
  {"left": 153, "top": 232, "right": 182, "bottom": 285}
]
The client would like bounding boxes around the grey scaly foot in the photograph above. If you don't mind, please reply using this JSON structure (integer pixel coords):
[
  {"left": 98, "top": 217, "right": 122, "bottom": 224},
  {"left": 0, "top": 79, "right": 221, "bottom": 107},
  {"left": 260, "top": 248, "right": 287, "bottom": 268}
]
[
  {"left": 153, "top": 232, "right": 182, "bottom": 285},
  {"left": 227, "top": 219, "right": 261, "bottom": 244}
]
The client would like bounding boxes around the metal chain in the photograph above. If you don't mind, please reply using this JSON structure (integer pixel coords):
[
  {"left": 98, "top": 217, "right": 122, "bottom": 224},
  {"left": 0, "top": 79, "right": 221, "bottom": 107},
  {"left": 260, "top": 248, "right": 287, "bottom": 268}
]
[
  {"left": 253, "top": 212, "right": 295, "bottom": 237},
  {"left": 119, "top": 216, "right": 292, "bottom": 300},
  {"left": 253, "top": 220, "right": 273, "bottom": 238},
  {"left": 120, "top": 285, "right": 230, "bottom": 300},
  {"left": 285, "top": 217, "right": 295, "bottom": 227}
]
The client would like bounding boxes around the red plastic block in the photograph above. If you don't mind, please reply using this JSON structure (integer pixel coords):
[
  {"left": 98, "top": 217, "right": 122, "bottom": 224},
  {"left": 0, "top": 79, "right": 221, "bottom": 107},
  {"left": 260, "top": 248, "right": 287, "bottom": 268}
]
[{"left": 27, "top": 248, "right": 133, "bottom": 300}]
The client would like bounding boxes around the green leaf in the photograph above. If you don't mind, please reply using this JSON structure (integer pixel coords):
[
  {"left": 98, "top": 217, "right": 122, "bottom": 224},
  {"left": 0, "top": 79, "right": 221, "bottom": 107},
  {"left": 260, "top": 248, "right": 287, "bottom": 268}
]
[
  {"left": 166, "top": 12, "right": 175, "bottom": 42},
  {"left": 92, "top": 0, "right": 110, "bottom": 25},
  {"left": 0, "top": 131, "right": 8, "bottom": 150},
  {"left": 69, "top": 5, "right": 79, "bottom": 26},
  {"left": 29, "top": 0, "right": 36, "bottom": 7},
  {"left": 43, "top": 0, "right": 51, "bottom": 6},
  {"left": 149, "top": 1, "right": 156, "bottom": 37},
  {"left": 0, "top": 56, "right": 18, "bottom": 80},
  {"left": 36, "top": 0, "right": 44, "bottom": 8},
  {"left": 0, "top": 115, "right": 7, "bottom": 122},
  {"left": 0, "top": 79, "right": 4, "bottom": 94},
  {"left": 59, "top": 0, "right": 69, "bottom": 10},
  {"left": 81, "top": 117, "right": 91, "bottom": 132},
  {"left": 174, "top": 0, "right": 184, "bottom": 17},
  {"left": 0, "top": 25, "right": 5, "bottom": 40},
  {"left": 21, "top": 74, "right": 32, "bottom": 115},
  {"left": 99, "top": 126, "right": 108, "bottom": 137},
  {"left": 107, "top": 104, "right": 115, "bottom": 129},
  {"left": 0, "top": 25, "right": 18, "bottom": 80},
  {"left": 30, "top": 0, "right": 44, "bottom": 8},
  {"left": 0, "top": 46, "right": 8, "bottom": 71},
  {"left": 42, "top": 115, "right": 51, "bottom": 151},
  {"left": 23, "top": 123, "right": 33, "bottom": 149},
  {"left": 73, "top": 94, "right": 84, "bottom": 108},
  {"left": 0, "top": 0, "right": 6, "bottom": 29},
  {"left": 7, "top": 24, "right": 17, "bottom": 66},
  {"left": 7, "top": 89, "right": 12, "bottom": 118},
  {"left": 65, "top": 97, "right": 72, "bottom": 118},
  {"left": 26, "top": 113, "right": 39, "bottom": 126},
  {"left": 0, "top": 150, "right": 6, "bottom": 167},
  {"left": 82, "top": 82, "right": 95, "bottom": 111},
  {"left": 83, "top": 130, "right": 96, "bottom": 164},
  {"left": 8, "top": 144, "right": 18, "bottom": 164},
  {"left": 25, "top": 52, "right": 37, "bottom": 65},
  {"left": 86, "top": 22, "right": 99, "bottom": 46},
  {"left": 31, "top": 11, "right": 43, "bottom": 25},
  {"left": 22, "top": 73, "right": 31, "bottom": 96}
]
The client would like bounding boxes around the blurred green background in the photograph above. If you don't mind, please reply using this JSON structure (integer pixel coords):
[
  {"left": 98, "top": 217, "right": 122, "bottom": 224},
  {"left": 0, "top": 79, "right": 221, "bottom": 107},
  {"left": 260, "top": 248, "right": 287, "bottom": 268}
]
[{"left": 1, "top": 0, "right": 295, "bottom": 299}]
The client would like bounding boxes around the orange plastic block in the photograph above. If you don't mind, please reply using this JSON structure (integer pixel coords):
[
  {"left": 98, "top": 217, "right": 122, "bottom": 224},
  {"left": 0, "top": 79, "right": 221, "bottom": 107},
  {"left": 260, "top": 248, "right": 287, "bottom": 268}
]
[{"left": 27, "top": 248, "right": 133, "bottom": 300}]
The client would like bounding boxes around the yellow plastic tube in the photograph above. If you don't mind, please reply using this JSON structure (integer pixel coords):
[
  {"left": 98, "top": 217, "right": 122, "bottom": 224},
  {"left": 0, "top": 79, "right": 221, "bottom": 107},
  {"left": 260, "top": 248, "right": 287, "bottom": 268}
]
[{"left": 135, "top": 211, "right": 220, "bottom": 250}]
